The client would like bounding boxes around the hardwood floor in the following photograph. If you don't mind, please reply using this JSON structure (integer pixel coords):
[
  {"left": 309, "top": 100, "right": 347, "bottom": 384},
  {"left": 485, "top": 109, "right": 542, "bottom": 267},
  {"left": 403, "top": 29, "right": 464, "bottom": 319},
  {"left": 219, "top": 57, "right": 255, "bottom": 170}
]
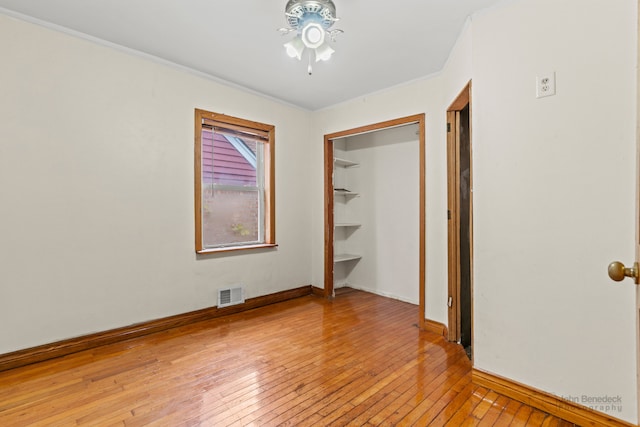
[{"left": 0, "top": 288, "right": 575, "bottom": 426}]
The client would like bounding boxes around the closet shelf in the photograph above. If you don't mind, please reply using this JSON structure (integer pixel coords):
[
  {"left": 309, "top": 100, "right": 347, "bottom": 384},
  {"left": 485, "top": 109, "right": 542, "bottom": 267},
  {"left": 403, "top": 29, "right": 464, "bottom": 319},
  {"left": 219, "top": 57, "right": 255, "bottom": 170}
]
[
  {"left": 334, "top": 253, "right": 362, "bottom": 263},
  {"left": 334, "top": 157, "right": 359, "bottom": 168},
  {"left": 334, "top": 189, "right": 359, "bottom": 197},
  {"left": 335, "top": 222, "right": 361, "bottom": 228}
]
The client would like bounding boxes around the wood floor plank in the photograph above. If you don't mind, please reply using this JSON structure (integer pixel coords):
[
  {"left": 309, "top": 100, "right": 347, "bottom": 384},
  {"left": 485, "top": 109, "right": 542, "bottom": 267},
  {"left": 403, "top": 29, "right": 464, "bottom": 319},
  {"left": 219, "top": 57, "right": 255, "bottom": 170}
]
[
  {"left": 395, "top": 355, "right": 472, "bottom": 423},
  {"left": 476, "top": 394, "right": 511, "bottom": 426},
  {"left": 0, "top": 290, "right": 579, "bottom": 427},
  {"left": 470, "top": 389, "right": 500, "bottom": 421},
  {"left": 494, "top": 398, "right": 523, "bottom": 425},
  {"left": 512, "top": 404, "right": 534, "bottom": 425},
  {"left": 365, "top": 347, "right": 470, "bottom": 425},
  {"left": 441, "top": 385, "right": 489, "bottom": 425},
  {"left": 527, "top": 409, "right": 552, "bottom": 425}
]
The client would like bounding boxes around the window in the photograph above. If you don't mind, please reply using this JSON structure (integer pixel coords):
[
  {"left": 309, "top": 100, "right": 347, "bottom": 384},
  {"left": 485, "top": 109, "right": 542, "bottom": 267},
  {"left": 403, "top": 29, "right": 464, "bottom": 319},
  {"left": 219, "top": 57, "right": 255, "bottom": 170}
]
[{"left": 195, "top": 109, "right": 275, "bottom": 253}]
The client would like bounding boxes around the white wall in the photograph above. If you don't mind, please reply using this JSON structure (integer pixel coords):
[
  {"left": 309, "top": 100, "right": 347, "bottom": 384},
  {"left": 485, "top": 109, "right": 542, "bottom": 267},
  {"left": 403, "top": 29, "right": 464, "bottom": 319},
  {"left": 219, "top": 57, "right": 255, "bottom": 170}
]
[
  {"left": 335, "top": 125, "right": 420, "bottom": 303},
  {"left": 472, "top": 0, "right": 637, "bottom": 422},
  {"left": 0, "top": 14, "right": 314, "bottom": 354},
  {"left": 312, "top": 0, "right": 638, "bottom": 423}
]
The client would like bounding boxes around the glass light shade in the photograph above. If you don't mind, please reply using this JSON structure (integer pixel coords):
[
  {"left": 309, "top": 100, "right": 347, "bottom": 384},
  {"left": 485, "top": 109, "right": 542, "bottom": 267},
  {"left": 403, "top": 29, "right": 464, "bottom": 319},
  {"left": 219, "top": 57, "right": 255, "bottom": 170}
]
[
  {"left": 315, "top": 43, "right": 335, "bottom": 62},
  {"left": 301, "top": 22, "right": 325, "bottom": 49},
  {"left": 284, "top": 37, "right": 305, "bottom": 60}
]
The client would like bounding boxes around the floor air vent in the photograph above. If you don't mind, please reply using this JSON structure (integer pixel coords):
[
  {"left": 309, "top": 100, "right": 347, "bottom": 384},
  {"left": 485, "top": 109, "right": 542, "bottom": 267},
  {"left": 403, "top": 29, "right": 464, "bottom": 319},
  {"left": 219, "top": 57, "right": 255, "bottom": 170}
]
[{"left": 218, "top": 287, "right": 245, "bottom": 308}]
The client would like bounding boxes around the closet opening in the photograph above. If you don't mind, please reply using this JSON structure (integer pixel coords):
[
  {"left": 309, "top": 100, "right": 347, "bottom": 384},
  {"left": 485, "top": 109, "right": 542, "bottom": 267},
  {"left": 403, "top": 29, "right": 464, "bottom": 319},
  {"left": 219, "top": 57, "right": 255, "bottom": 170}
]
[{"left": 323, "top": 114, "right": 426, "bottom": 327}]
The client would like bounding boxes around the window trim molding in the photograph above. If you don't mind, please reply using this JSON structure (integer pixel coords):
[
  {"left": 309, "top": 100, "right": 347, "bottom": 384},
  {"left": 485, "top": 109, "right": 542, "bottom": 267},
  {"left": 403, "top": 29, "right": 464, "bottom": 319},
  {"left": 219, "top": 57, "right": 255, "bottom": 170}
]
[
  {"left": 197, "top": 243, "right": 279, "bottom": 255},
  {"left": 194, "top": 109, "right": 276, "bottom": 254}
]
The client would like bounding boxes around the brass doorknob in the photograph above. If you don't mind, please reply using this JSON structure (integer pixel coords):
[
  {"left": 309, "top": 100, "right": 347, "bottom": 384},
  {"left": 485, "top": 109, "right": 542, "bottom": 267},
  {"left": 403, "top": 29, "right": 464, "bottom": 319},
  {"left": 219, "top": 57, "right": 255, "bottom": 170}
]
[{"left": 608, "top": 261, "right": 640, "bottom": 284}]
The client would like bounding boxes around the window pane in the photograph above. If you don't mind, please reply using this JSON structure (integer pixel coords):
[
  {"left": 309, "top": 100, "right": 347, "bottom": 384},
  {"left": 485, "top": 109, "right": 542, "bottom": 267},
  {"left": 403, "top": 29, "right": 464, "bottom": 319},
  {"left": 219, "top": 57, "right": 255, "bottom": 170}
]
[
  {"left": 202, "top": 130, "right": 257, "bottom": 187},
  {"left": 201, "top": 188, "right": 261, "bottom": 247}
]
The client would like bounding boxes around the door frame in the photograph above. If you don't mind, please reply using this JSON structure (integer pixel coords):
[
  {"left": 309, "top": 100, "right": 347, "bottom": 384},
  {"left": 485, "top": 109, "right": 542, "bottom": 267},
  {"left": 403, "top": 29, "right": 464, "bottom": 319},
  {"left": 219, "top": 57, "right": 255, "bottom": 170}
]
[
  {"left": 446, "top": 81, "right": 474, "bottom": 345},
  {"left": 323, "top": 114, "right": 426, "bottom": 327}
]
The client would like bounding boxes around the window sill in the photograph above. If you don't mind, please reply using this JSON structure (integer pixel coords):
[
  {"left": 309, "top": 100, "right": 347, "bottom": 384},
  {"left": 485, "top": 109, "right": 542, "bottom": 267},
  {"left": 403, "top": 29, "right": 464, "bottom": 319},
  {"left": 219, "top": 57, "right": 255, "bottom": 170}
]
[{"left": 197, "top": 243, "right": 278, "bottom": 255}]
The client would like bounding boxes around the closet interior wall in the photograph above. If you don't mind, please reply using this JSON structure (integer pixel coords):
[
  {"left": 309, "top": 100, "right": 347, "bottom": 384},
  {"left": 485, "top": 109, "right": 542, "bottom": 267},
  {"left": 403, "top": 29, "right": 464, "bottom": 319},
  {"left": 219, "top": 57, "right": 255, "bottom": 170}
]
[{"left": 333, "top": 124, "right": 420, "bottom": 304}]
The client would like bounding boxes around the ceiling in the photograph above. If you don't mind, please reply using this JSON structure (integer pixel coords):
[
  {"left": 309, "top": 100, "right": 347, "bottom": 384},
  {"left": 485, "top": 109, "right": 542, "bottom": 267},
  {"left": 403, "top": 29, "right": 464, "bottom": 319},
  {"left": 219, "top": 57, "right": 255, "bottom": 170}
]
[{"left": 0, "top": 0, "right": 505, "bottom": 110}]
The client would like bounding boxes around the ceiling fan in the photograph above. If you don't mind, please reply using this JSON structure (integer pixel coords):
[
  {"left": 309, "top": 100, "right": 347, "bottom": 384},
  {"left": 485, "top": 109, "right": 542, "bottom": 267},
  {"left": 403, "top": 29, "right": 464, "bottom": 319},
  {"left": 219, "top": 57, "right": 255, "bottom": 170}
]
[{"left": 278, "top": 0, "right": 343, "bottom": 75}]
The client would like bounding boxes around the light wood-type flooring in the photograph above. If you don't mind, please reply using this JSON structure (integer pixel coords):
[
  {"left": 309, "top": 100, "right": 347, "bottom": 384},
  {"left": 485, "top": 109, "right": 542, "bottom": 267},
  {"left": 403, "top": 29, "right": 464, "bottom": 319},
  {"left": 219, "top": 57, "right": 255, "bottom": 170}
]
[{"left": 0, "top": 288, "right": 575, "bottom": 426}]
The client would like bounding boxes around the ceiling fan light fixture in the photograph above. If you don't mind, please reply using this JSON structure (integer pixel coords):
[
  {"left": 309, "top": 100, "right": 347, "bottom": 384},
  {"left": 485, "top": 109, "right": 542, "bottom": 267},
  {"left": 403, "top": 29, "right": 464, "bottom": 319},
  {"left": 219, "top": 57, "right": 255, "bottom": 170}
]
[
  {"left": 301, "top": 22, "right": 325, "bottom": 49},
  {"left": 284, "top": 37, "right": 305, "bottom": 60},
  {"left": 314, "top": 43, "right": 334, "bottom": 62},
  {"left": 279, "top": 0, "right": 342, "bottom": 73}
]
